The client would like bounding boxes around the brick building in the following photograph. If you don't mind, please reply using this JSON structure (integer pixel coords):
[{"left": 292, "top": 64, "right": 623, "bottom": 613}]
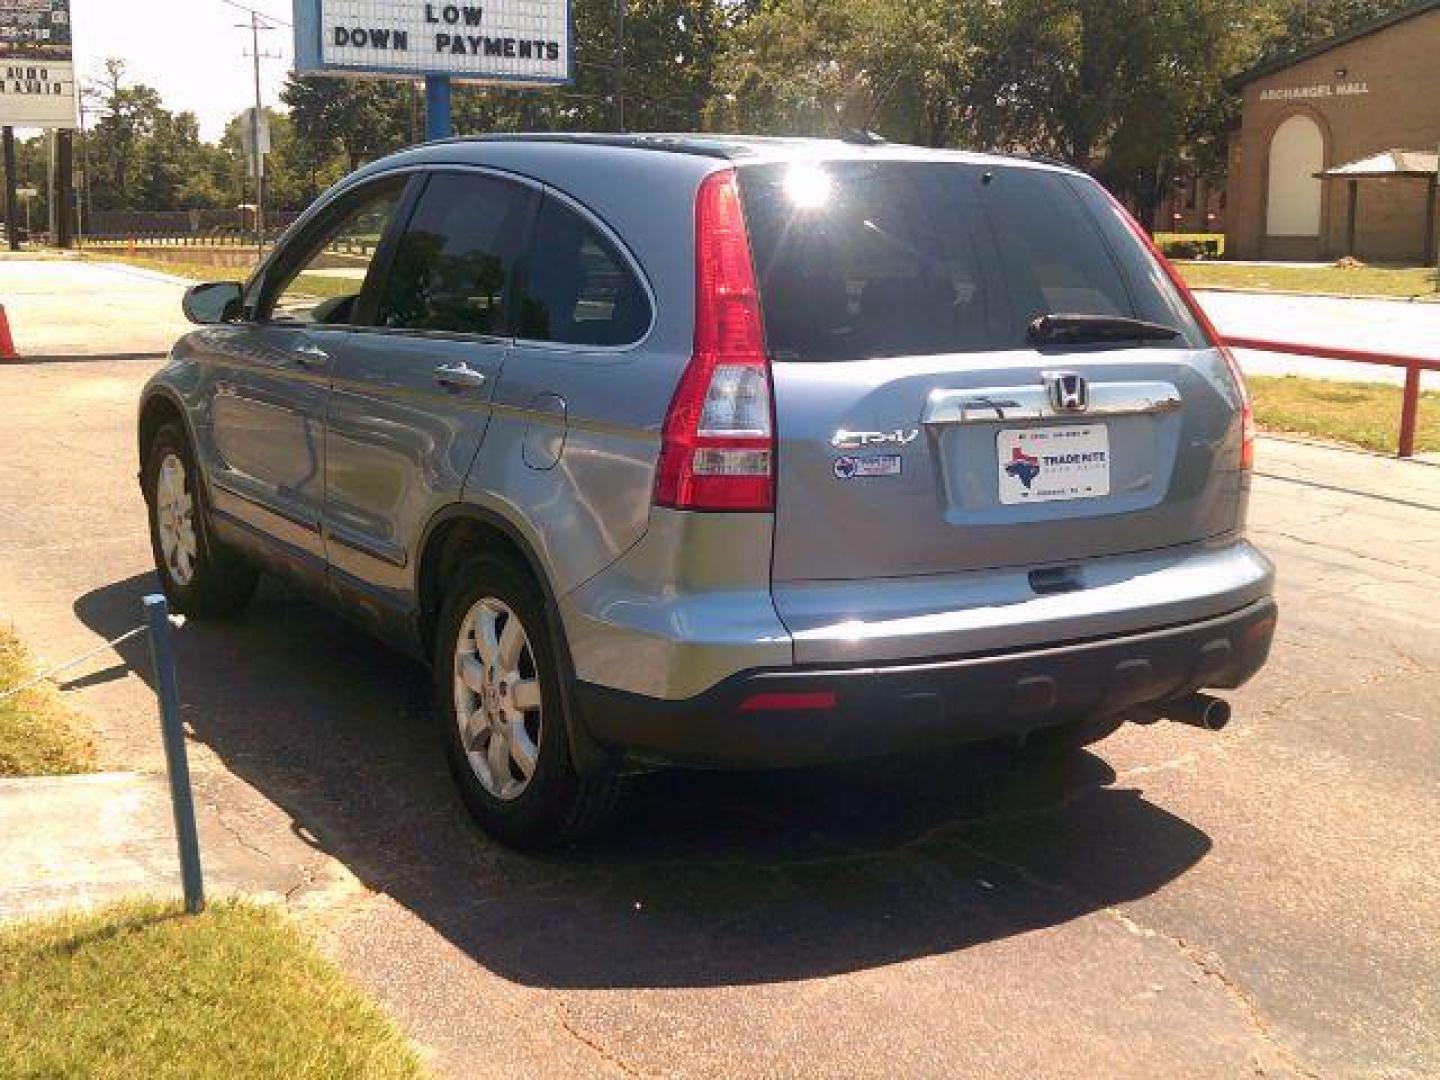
[{"left": 1226, "top": 0, "right": 1440, "bottom": 264}]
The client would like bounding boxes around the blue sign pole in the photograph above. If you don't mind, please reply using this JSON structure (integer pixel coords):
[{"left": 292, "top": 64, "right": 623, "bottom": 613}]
[
  {"left": 143, "top": 593, "right": 205, "bottom": 915},
  {"left": 425, "top": 74, "right": 452, "bottom": 140}
]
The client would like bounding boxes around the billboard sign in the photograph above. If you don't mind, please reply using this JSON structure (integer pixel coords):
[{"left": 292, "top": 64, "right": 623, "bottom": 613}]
[
  {"left": 0, "top": 0, "right": 76, "bottom": 128},
  {"left": 293, "top": 1, "right": 571, "bottom": 86}
]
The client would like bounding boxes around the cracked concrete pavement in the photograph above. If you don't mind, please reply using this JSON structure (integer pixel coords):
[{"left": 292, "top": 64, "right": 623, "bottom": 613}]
[{"left": 0, "top": 352, "right": 1436, "bottom": 1078}]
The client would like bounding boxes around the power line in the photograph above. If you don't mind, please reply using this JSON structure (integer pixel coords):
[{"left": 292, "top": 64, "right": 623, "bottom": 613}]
[{"left": 216, "top": 0, "right": 290, "bottom": 30}]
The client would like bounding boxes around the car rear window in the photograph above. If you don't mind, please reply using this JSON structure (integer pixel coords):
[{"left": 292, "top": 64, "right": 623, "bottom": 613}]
[{"left": 737, "top": 161, "right": 1204, "bottom": 361}]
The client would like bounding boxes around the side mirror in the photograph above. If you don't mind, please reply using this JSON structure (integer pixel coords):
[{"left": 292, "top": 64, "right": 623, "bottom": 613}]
[{"left": 182, "top": 281, "right": 245, "bottom": 325}]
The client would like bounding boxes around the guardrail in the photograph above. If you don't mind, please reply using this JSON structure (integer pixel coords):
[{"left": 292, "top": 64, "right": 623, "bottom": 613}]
[
  {"left": 1225, "top": 336, "right": 1439, "bottom": 458},
  {"left": 84, "top": 231, "right": 286, "bottom": 248},
  {"left": 83, "top": 232, "right": 378, "bottom": 259}
]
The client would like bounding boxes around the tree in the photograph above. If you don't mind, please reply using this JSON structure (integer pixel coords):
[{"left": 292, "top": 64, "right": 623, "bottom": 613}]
[
  {"left": 1251, "top": 0, "right": 1418, "bottom": 65},
  {"left": 707, "top": 0, "right": 871, "bottom": 136},
  {"left": 444, "top": 0, "right": 732, "bottom": 135},
  {"left": 281, "top": 74, "right": 415, "bottom": 172},
  {"left": 84, "top": 59, "right": 167, "bottom": 210},
  {"left": 81, "top": 58, "right": 226, "bottom": 213}
]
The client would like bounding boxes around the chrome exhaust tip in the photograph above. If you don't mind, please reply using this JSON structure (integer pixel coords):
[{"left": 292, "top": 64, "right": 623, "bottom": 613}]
[{"left": 1161, "top": 693, "right": 1232, "bottom": 732}]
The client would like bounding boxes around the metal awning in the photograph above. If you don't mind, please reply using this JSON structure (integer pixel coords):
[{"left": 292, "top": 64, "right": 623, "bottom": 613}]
[
  {"left": 1315, "top": 150, "right": 1439, "bottom": 265},
  {"left": 1318, "top": 149, "right": 1439, "bottom": 179}
]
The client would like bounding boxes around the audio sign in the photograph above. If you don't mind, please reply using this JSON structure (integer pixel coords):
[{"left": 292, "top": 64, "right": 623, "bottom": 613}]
[{"left": 0, "top": 0, "right": 77, "bottom": 128}]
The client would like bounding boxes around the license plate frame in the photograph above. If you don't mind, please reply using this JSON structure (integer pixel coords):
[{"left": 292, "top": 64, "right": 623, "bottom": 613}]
[{"left": 997, "top": 424, "right": 1111, "bottom": 505}]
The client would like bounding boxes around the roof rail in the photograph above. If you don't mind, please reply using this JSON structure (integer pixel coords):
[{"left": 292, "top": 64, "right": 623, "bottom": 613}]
[
  {"left": 1010, "top": 152, "right": 1084, "bottom": 173},
  {"left": 421, "top": 132, "right": 740, "bottom": 160}
]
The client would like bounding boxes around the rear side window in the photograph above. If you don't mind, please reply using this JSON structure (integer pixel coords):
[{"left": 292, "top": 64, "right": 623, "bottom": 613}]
[
  {"left": 517, "top": 197, "right": 651, "bottom": 347},
  {"left": 375, "top": 173, "right": 534, "bottom": 336},
  {"left": 738, "top": 162, "right": 1202, "bottom": 361}
]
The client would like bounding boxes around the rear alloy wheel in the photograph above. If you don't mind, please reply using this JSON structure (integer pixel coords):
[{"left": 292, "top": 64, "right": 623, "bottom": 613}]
[
  {"left": 452, "top": 597, "right": 544, "bottom": 802},
  {"left": 143, "top": 422, "right": 257, "bottom": 619},
  {"left": 435, "top": 554, "right": 624, "bottom": 848}
]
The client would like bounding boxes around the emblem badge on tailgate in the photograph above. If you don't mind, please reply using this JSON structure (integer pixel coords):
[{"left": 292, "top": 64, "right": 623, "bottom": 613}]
[
  {"left": 1044, "top": 372, "right": 1089, "bottom": 413},
  {"left": 831, "top": 428, "right": 920, "bottom": 449}
]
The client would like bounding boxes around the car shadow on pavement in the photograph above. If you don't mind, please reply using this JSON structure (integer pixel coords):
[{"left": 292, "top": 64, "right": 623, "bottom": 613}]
[{"left": 77, "top": 572, "right": 1212, "bottom": 990}]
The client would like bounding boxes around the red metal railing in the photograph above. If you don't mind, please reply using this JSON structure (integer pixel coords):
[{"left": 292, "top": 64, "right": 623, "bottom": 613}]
[{"left": 1224, "top": 337, "right": 1440, "bottom": 458}]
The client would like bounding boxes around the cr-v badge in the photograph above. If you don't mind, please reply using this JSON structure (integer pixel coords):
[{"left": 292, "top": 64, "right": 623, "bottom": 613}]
[{"left": 831, "top": 428, "right": 920, "bottom": 450}]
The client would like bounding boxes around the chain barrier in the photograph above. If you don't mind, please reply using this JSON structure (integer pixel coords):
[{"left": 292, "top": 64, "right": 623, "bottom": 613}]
[
  {"left": 1, "top": 596, "right": 203, "bottom": 914},
  {"left": 0, "top": 623, "right": 168, "bottom": 703}
]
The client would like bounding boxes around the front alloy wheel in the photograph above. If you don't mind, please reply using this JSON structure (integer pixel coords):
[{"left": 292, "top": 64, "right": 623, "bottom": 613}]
[
  {"left": 154, "top": 451, "right": 198, "bottom": 587},
  {"left": 143, "top": 421, "right": 257, "bottom": 619}
]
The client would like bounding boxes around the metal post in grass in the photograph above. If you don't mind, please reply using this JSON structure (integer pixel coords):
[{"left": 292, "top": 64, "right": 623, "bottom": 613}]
[
  {"left": 1398, "top": 363, "right": 1421, "bottom": 460},
  {"left": 143, "top": 593, "right": 205, "bottom": 914}
]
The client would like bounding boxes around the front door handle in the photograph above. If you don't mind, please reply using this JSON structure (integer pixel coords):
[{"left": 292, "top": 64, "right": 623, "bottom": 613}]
[
  {"left": 292, "top": 342, "right": 330, "bottom": 368},
  {"left": 434, "top": 362, "right": 487, "bottom": 390}
]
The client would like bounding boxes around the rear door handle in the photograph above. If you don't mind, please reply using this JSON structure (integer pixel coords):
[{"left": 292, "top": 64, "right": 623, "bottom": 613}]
[
  {"left": 292, "top": 342, "right": 330, "bottom": 368},
  {"left": 434, "top": 362, "right": 487, "bottom": 390}
]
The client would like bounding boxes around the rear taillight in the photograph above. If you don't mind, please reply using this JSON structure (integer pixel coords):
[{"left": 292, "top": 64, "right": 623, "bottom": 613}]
[
  {"left": 654, "top": 169, "right": 775, "bottom": 512},
  {"left": 1099, "top": 185, "right": 1254, "bottom": 472},
  {"left": 1220, "top": 345, "right": 1256, "bottom": 471}
]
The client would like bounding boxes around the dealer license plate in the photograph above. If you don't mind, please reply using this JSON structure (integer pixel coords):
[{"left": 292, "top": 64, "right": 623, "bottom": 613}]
[{"left": 997, "top": 425, "right": 1111, "bottom": 505}]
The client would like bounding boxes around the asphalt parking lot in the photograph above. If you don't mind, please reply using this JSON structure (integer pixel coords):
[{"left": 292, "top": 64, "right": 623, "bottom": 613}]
[{"left": 0, "top": 298, "right": 1436, "bottom": 1075}]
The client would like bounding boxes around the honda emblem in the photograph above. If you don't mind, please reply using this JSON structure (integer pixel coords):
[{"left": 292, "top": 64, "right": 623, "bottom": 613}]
[{"left": 1045, "top": 372, "right": 1089, "bottom": 413}]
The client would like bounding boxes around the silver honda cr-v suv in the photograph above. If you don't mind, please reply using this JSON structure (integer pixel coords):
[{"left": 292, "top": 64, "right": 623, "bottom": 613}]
[{"left": 138, "top": 134, "right": 1276, "bottom": 846}]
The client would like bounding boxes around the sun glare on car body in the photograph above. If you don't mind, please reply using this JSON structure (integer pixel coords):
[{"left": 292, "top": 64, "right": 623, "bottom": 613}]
[{"left": 783, "top": 164, "right": 834, "bottom": 210}]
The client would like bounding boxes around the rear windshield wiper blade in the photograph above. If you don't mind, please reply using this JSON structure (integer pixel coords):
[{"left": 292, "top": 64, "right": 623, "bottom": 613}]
[{"left": 1028, "top": 313, "right": 1180, "bottom": 346}]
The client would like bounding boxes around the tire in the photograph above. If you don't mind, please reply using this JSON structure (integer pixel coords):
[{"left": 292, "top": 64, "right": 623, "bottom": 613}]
[
  {"left": 1018, "top": 712, "right": 1129, "bottom": 758},
  {"left": 143, "top": 422, "right": 258, "bottom": 619},
  {"left": 434, "top": 552, "right": 624, "bottom": 848}
]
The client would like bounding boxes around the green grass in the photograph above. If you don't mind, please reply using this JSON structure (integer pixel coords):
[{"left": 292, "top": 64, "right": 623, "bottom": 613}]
[
  {"left": 1249, "top": 374, "right": 1440, "bottom": 454},
  {"left": 0, "top": 899, "right": 426, "bottom": 1080},
  {"left": 79, "top": 251, "right": 258, "bottom": 284},
  {"left": 0, "top": 629, "right": 95, "bottom": 777},
  {"left": 1178, "top": 261, "right": 1439, "bottom": 299},
  {"left": 78, "top": 252, "right": 357, "bottom": 300}
]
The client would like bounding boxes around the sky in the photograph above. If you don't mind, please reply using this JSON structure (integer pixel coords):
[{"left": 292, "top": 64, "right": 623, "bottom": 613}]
[{"left": 71, "top": 0, "right": 296, "bottom": 141}]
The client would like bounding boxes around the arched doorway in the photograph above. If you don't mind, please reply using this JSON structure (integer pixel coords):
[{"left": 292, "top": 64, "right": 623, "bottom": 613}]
[{"left": 1266, "top": 114, "right": 1324, "bottom": 237}]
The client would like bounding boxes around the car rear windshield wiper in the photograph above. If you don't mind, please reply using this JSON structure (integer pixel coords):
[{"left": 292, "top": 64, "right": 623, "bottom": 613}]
[{"left": 1027, "top": 313, "right": 1181, "bottom": 346}]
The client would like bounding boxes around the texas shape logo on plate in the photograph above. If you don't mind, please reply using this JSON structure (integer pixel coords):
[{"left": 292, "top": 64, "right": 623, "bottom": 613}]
[{"left": 1005, "top": 447, "right": 1042, "bottom": 489}]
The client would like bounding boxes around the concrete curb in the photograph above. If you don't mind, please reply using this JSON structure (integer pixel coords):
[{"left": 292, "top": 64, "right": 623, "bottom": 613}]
[
  {"left": 1258, "top": 431, "right": 1440, "bottom": 469},
  {"left": 1192, "top": 284, "right": 1440, "bottom": 304},
  {"left": 1, "top": 352, "right": 168, "bottom": 365}
]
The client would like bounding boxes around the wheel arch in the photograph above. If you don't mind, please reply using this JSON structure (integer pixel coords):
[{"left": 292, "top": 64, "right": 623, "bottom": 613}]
[
  {"left": 415, "top": 502, "right": 611, "bottom": 774},
  {"left": 137, "top": 389, "right": 193, "bottom": 474},
  {"left": 415, "top": 504, "right": 557, "bottom": 652}
]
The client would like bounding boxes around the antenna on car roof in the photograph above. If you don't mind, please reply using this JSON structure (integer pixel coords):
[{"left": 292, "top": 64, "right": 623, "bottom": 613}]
[{"left": 840, "top": 129, "right": 886, "bottom": 146}]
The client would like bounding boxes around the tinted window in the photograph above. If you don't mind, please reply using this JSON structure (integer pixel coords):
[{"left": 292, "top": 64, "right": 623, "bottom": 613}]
[
  {"left": 518, "top": 197, "right": 650, "bottom": 347},
  {"left": 739, "top": 162, "right": 1202, "bottom": 361},
  {"left": 375, "top": 173, "right": 534, "bottom": 335},
  {"left": 264, "top": 179, "right": 405, "bottom": 325}
]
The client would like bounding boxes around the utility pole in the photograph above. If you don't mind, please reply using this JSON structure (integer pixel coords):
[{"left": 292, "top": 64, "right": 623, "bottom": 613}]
[
  {"left": 3, "top": 127, "right": 18, "bottom": 252},
  {"left": 75, "top": 92, "right": 91, "bottom": 246},
  {"left": 613, "top": 0, "right": 626, "bottom": 132},
  {"left": 51, "top": 130, "right": 75, "bottom": 248},
  {"left": 238, "top": 12, "right": 280, "bottom": 257}
]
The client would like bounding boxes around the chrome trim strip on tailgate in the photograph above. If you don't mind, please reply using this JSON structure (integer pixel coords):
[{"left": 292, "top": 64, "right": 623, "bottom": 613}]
[{"left": 924, "top": 381, "right": 1182, "bottom": 425}]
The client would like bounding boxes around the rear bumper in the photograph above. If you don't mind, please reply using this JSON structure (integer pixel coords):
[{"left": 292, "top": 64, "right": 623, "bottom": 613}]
[{"left": 576, "top": 597, "right": 1277, "bottom": 769}]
